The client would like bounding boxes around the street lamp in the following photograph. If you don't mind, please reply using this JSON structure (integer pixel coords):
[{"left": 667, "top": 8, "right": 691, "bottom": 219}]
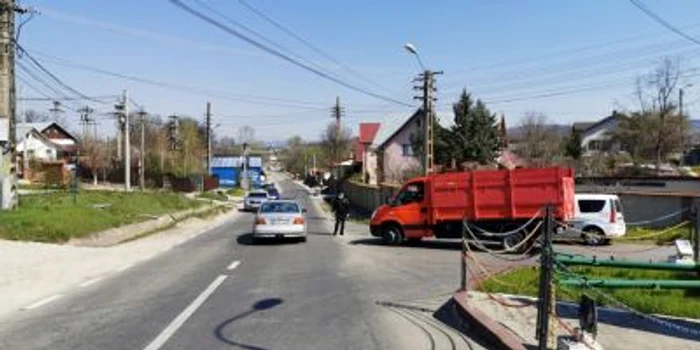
[{"left": 404, "top": 43, "right": 426, "bottom": 71}]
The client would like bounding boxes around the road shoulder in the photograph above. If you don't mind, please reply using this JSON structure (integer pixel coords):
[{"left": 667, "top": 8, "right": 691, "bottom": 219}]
[{"left": 0, "top": 208, "right": 241, "bottom": 321}]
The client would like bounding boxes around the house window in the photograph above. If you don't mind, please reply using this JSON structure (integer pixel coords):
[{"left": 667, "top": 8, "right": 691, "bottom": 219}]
[{"left": 402, "top": 144, "right": 414, "bottom": 157}]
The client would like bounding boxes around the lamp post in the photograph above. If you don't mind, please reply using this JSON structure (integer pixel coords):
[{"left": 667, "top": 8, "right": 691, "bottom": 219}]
[{"left": 404, "top": 43, "right": 441, "bottom": 176}]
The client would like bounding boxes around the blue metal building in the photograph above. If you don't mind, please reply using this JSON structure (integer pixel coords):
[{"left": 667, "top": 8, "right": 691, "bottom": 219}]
[{"left": 210, "top": 157, "right": 241, "bottom": 188}]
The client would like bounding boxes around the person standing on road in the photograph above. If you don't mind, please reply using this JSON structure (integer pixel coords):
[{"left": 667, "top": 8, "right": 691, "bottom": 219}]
[{"left": 332, "top": 191, "right": 350, "bottom": 236}]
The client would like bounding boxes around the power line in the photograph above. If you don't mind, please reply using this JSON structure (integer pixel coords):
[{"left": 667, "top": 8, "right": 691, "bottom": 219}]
[
  {"left": 15, "top": 43, "right": 107, "bottom": 105},
  {"left": 19, "top": 95, "right": 118, "bottom": 102},
  {"left": 169, "top": 0, "right": 414, "bottom": 107},
  {"left": 16, "top": 61, "right": 81, "bottom": 111},
  {"left": 28, "top": 49, "right": 334, "bottom": 109},
  {"left": 630, "top": 0, "right": 700, "bottom": 46},
  {"left": 236, "top": 0, "right": 391, "bottom": 92}
]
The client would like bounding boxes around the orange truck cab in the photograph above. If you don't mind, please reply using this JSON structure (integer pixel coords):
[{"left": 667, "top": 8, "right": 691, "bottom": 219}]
[{"left": 369, "top": 167, "right": 575, "bottom": 250}]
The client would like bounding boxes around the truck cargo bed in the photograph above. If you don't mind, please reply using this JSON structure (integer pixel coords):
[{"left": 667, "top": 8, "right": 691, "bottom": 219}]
[{"left": 429, "top": 167, "right": 574, "bottom": 222}]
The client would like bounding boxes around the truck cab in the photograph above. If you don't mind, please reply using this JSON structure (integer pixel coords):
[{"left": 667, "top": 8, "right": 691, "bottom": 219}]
[{"left": 370, "top": 178, "right": 431, "bottom": 243}]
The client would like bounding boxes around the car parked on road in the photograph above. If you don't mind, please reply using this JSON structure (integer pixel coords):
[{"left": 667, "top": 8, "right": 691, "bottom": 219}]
[
  {"left": 267, "top": 187, "right": 281, "bottom": 200},
  {"left": 252, "top": 200, "right": 307, "bottom": 243},
  {"left": 563, "top": 193, "right": 626, "bottom": 245},
  {"left": 243, "top": 190, "right": 270, "bottom": 212}
]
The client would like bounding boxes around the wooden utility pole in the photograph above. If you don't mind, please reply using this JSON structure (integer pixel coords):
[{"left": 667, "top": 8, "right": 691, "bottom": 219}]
[
  {"left": 331, "top": 96, "right": 344, "bottom": 167},
  {"left": 414, "top": 70, "right": 442, "bottom": 175},
  {"left": 0, "top": 0, "right": 16, "bottom": 209},
  {"left": 122, "top": 90, "right": 130, "bottom": 191},
  {"left": 206, "top": 101, "right": 211, "bottom": 174},
  {"left": 138, "top": 108, "right": 147, "bottom": 191}
]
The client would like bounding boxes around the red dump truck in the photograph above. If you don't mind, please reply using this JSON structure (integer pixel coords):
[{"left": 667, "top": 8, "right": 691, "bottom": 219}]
[{"left": 369, "top": 167, "right": 575, "bottom": 250}]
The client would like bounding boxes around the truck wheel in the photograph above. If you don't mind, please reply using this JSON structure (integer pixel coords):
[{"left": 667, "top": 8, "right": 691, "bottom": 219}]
[
  {"left": 382, "top": 225, "right": 404, "bottom": 245},
  {"left": 502, "top": 232, "right": 525, "bottom": 253}
]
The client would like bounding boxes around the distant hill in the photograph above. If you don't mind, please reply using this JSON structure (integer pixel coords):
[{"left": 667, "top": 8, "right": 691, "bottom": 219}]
[{"left": 506, "top": 124, "right": 570, "bottom": 139}]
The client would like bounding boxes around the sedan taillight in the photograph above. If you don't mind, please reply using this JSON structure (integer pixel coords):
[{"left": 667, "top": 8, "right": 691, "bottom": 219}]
[
  {"left": 293, "top": 217, "right": 305, "bottom": 225},
  {"left": 255, "top": 217, "right": 267, "bottom": 225}
]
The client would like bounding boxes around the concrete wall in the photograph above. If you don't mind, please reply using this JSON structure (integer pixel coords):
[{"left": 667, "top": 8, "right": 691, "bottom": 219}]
[{"left": 343, "top": 179, "right": 699, "bottom": 228}]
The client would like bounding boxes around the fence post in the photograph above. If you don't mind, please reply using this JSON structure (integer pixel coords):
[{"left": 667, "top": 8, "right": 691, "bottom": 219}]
[
  {"left": 694, "top": 205, "right": 700, "bottom": 268},
  {"left": 461, "top": 219, "right": 468, "bottom": 292},
  {"left": 536, "top": 204, "right": 554, "bottom": 350}
]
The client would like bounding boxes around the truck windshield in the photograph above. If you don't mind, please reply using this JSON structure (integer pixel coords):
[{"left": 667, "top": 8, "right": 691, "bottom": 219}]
[{"left": 395, "top": 182, "right": 424, "bottom": 205}]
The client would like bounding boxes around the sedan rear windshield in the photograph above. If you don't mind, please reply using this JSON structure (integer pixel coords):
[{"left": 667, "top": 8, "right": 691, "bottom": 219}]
[
  {"left": 260, "top": 202, "right": 300, "bottom": 213},
  {"left": 248, "top": 192, "right": 268, "bottom": 198}
]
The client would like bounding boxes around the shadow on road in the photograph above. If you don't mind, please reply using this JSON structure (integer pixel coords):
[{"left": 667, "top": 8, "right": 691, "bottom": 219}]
[
  {"left": 349, "top": 237, "right": 463, "bottom": 251},
  {"left": 237, "top": 233, "right": 305, "bottom": 246},
  {"left": 214, "top": 298, "right": 284, "bottom": 350}
]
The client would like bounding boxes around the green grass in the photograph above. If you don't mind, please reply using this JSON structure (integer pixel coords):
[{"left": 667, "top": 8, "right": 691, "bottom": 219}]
[
  {"left": 225, "top": 187, "right": 245, "bottom": 197},
  {"left": 481, "top": 266, "right": 700, "bottom": 319},
  {"left": 198, "top": 191, "right": 228, "bottom": 201},
  {"left": 0, "top": 191, "right": 201, "bottom": 243},
  {"left": 623, "top": 223, "right": 692, "bottom": 245}
]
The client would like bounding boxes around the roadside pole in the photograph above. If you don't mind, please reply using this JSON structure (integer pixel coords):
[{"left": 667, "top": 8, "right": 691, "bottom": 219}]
[
  {"left": 206, "top": 101, "right": 211, "bottom": 175},
  {"left": 536, "top": 204, "right": 554, "bottom": 350},
  {"left": 139, "top": 108, "right": 146, "bottom": 191},
  {"left": 461, "top": 219, "right": 468, "bottom": 291},
  {"left": 123, "top": 90, "right": 131, "bottom": 192},
  {"left": 694, "top": 205, "right": 700, "bottom": 268}
]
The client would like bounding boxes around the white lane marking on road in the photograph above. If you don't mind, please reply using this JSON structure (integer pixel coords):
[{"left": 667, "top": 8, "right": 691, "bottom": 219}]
[
  {"left": 23, "top": 294, "right": 63, "bottom": 310},
  {"left": 227, "top": 260, "right": 241, "bottom": 270},
  {"left": 142, "top": 275, "right": 228, "bottom": 350},
  {"left": 79, "top": 277, "right": 104, "bottom": 288},
  {"left": 116, "top": 263, "right": 134, "bottom": 272}
]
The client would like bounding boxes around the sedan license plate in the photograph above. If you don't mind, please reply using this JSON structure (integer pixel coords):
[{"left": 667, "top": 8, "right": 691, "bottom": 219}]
[{"left": 272, "top": 218, "right": 290, "bottom": 225}]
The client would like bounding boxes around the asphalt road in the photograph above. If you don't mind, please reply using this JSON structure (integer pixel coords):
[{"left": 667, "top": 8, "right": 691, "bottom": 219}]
[{"left": 0, "top": 176, "right": 485, "bottom": 350}]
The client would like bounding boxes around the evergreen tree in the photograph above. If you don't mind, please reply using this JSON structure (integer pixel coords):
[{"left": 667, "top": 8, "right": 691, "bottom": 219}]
[{"left": 450, "top": 89, "right": 502, "bottom": 164}]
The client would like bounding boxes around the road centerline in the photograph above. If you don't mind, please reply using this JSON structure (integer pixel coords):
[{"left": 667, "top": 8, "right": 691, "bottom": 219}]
[
  {"left": 227, "top": 260, "right": 241, "bottom": 271},
  {"left": 142, "top": 274, "right": 228, "bottom": 350}
]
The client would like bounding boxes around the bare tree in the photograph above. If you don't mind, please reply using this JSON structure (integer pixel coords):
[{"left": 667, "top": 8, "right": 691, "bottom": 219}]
[
  {"left": 513, "top": 112, "right": 563, "bottom": 166},
  {"left": 23, "top": 109, "right": 50, "bottom": 123},
  {"left": 320, "top": 122, "right": 352, "bottom": 168},
  {"left": 82, "top": 138, "right": 108, "bottom": 185},
  {"left": 237, "top": 125, "right": 256, "bottom": 146},
  {"left": 620, "top": 58, "right": 689, "bottom": 173}
]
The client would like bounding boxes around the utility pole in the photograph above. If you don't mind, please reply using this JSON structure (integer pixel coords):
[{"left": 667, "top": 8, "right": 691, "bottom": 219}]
[
  {"left": 138, "top": 107, "right": 147, "bottom": 191},
  {"left": 49, "top": 100, "right": 63, "bottom": 122},
  {"left": 680, "top": 88, "right": 686, "bottom": 167},
  {"left": 120, "top": 90, "right": 130, "bottom": 191},
  {"left": 0, "top": 0, "right": 18, "bottom": 210},
  {"left": 413, "top": 70, "right": 442, "bottom": 175},
  {"left": 78, "top": 105, "right": 94, "bottom": 140},
  {"left": 331, "top": 96, "right": 345, "bottom": 167},
  {"left": 205, "top": 101, "right": 212, "bottom": 174}
]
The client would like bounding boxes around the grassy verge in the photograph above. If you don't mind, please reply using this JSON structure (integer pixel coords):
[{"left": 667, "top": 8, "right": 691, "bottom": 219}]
[
  {"left": 226, "top": 187, "right": 245, "bottom": 197},
  {"left": 198, "top": 191, "right": 228, "bottom": 201},
  {"left": 481, "top": 266, "right": 700, "bottom": 319},
  {"left": 117, "top": 204, "right": 232, "bottom": 244},
  {"left": 0, "top": 191, "right": 202, "bottom": 243},
  {"left": 623, "top": 222, "right": 692, "bottom": 245}
]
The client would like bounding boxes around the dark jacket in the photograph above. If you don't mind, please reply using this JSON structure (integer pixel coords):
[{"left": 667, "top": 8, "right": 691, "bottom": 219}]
[{"left": 332, "top": 197, "right": 350, "bottom": 219}]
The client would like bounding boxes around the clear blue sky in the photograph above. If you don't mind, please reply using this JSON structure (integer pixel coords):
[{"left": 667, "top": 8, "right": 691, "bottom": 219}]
[{"left": 18, "top": 0, "right": 700, "bottom": 142}]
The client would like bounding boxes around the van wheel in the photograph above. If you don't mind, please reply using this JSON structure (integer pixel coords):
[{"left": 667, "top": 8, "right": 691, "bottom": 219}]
[
  {"left": 582, "top": 227, "right": 606, "bottom": 246},
  {"left": 382, "top": 225, "right": 404, "bottom": 245}
]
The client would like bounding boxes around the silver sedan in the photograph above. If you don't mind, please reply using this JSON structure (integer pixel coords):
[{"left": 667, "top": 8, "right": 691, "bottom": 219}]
[{"left": 252, "top": 200, "right": 307, "bottom": 243}]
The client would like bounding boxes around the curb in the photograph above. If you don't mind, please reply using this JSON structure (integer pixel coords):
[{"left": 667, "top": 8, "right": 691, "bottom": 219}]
[
  {"left": 452, "top": 290, "right": 527, "bottom": 350},
  {"left": 67, "top": 204, "right": 232, "bottom": 247}
]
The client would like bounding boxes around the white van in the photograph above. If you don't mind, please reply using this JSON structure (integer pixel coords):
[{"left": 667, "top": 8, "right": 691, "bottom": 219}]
[{"left": 564, "top": 194, "right": 626, "bottom": 245}]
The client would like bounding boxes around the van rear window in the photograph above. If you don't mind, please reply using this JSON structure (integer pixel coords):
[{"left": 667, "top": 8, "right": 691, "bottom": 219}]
[
  {"left": 613, "top": 199, "right": 623, "bottom": 213},
  {"left": 578, "top": 200, "right": 606, "bottom": 213}
]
